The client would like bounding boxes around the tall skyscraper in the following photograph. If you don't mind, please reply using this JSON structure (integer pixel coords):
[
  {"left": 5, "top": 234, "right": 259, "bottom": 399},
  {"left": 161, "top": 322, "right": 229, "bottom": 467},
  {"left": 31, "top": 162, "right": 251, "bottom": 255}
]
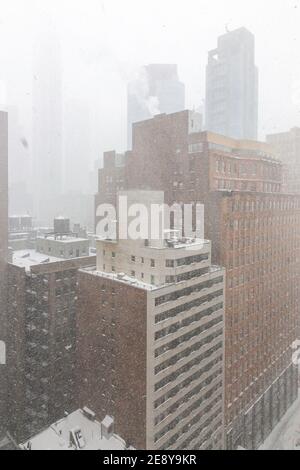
[
  {"left": 32, "top": 31, "right": 63, "bottom": 225},
  {"left": 205, "top": 27, "right": 258, "bottom": 140},
  {"left": 0, "top": 111, "right": 8, "bottom": 433},
  {"left": 127, "top": 64, "right": 186, "bottom": 148}
]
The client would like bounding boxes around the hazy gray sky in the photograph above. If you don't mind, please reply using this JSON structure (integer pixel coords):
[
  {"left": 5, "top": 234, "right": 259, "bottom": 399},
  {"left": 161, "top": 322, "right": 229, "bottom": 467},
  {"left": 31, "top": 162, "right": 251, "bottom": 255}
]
[{"left": 0, "top": 0, "right": 300, "bottom": 159}]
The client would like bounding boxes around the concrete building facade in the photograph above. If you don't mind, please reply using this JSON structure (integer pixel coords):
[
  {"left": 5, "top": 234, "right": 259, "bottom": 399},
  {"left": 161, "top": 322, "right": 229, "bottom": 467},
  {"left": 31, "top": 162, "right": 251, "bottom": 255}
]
[
  {"left": 78, "top": 191, "right": 225, "bottom": 450},
  {"left": 36, "top": 235, "right": 90, "bottom": 260}
]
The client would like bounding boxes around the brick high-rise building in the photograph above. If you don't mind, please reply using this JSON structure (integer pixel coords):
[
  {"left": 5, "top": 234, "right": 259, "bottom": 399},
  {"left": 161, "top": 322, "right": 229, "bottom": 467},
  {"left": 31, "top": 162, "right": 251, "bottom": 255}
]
[
  {"left": 95, "top": 151, "right": 128, "bottom": 231},
  {"left": 79, "top": 190, "right": 225, "bottom": 450},
  {"left": 95, "top": 111, "right": 300, "bottom": 449},
  {"left": 7, "top": 247, "right": 96, "bottom": 442},
  {"left": 267, "top": 127, "right": 300, "bottom": 193},
  {"left": 0, "top": 111, "right": 8, "bottom": 433}
]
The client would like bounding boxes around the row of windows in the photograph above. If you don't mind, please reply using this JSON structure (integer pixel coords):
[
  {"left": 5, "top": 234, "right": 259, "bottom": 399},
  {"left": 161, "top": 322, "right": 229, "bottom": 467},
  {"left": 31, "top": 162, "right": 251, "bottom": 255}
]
[
  {"left": 155, "top": 290, "right": 223, "bottom": 357},
  {"left": 177, "top": 267, "right": 210, "bottom": 282},
  {"left": 155, "top": 394, "right": 222, "bottom": 445},
  {"left": 188, "top": 143, "right": 204, "bottom": 154},
  {"left": 228, "top": 215, "right": 300, "bottom": 230},
  {"left": 166, "top": 267, "right": 210, "bottom": 284},
  {"left": 103, "top": 250, "right": 155, "bottom": 267},
  {"left": 154, "top": 316, "right": 223, "bottom": 359},
  {"left": 155, "top": 277, "right": 223, "bottom": 307},
  {"left": 154, "top": 346, "right": 222, "bottom": 409},
  {"left": 154, "top": 386, "right": 222, "bottom": 443},
  {"left": 166, "top": 253, "right": 209, "bottom": 268},
  {"left": 155, "top": 302, "right": 223, "bottom": 341},
  {"left": 155, "top": 282, "right": 223, "bottom": 323},
  {"left": 215, "top": 156, "right": 280, "bottom": 180},
  {"left": 154, "top": 370, "right": 222, "bottom": 426},
  {"left": 229, "top": 197, "right": 300, "bottom": 212},
  {"left": 217, "top": 178, "right": 266, "bottom": 192},
  {"left": 174, "top": 415, "right": 222, "bottom": 451},
  {"left": 154, "top": 330, "right": 223, "bottom": 391}
]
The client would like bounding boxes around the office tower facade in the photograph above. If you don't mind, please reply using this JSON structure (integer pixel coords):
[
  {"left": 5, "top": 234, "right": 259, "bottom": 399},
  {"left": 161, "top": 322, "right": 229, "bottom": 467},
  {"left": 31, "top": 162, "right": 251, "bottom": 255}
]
[
  {"left": 79, "top": 190, "right": 225, "bottom": 450},
  {"left": 267, "top": 127, "right": 300, "bottom": 193},
  {"left": 0, "top": 111, "right": 8, "bottom": 433},
  {"left": 7, "top": 245, "right": 95, "bottom": 442},
  {"left": 127, "top": 64, "right": 186, "bottom": 148},
  {"left": 32, "top": 31, "right": 63, "bottom": 225},
  {"left": 95, "top": 111, "right": 300, "bottom": 449},
  {"left": 205, "top": 27, "right": 258, "bottom": 140}
]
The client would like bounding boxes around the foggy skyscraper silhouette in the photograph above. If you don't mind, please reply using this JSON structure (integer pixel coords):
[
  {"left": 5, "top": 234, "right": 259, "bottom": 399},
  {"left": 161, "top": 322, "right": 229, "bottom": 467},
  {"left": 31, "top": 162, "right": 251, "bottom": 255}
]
[
  {"left": 32, "top": 30, "right": 63, "bottom": 224},
  {"left": 205, "top": 27, "right": 258, "bottom": 140},
  {"left": 127, "top": 64, "right": 185, "bottom": 148}
]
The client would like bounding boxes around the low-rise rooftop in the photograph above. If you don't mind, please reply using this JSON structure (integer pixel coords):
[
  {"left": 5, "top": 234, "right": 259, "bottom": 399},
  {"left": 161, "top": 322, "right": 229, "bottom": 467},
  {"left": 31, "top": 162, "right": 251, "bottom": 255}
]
[
  {"left": 19, "top": 408, "right": 131, "bottom": 451},
  {"left": 12, "top": 249, "right": 62, "bottom": 271}
]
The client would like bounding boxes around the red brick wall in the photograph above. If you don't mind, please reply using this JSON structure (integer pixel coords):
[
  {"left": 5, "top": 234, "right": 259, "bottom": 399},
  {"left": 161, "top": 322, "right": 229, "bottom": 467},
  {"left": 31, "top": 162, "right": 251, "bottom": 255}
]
[{"left": 77, "top": 270, "right": 148, "bottom": 449}]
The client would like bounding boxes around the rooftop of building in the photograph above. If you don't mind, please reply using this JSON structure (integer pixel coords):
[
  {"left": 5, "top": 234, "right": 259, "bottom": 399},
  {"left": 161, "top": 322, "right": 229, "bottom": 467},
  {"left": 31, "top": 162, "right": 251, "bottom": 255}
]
[
  {"left": 12, "top": 248, "right": 95, "bottom": 272},
  {"left": 194, "top": 130, "right": 279, "bottom": 161},
  {"left": 19, "top": 408, "right": 130, "bottom": 451},
  {"left": 83, "top": 263, "right": 222, "bottom": 292},
  {"left": 131, "top": 110, "right": 277, "bottom": 160},
  {"left": 37, "top": 234, "right": 89, "bottom": 244},
  {"left": 97, "top": 235, "right": 211, "bottom": 251},
  {"left": 12, "top": 249, "right": 62, "bottom": 271},
  {"left": 84, "top": 267, "right": 160, "bottom": 291}
]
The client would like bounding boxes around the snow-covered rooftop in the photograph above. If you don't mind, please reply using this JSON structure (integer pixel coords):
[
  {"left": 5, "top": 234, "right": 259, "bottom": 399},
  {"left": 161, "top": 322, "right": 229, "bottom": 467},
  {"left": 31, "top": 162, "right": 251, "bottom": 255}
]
[
  {"left": 83, "top": 267, "right": 159, "bottom": 291},
  {"left": 37, "top": 235, "right": 88, "bottom": 243},
  {"left": 19, "top": 409, "right": 129, "bottom": 451},
  {"left": 12, "top": 249, "right": 62, "bottom": 272}
]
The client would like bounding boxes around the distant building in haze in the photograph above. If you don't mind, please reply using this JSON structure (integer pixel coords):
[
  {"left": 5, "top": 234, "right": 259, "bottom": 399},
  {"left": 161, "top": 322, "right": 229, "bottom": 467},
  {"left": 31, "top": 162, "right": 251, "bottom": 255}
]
[
  {"left": 32, "top": 31, "right": 63, "bottom": 225},
  {"left": 127, "top": 64, "right": 185, "bottom": 148},
  {"left": 205, "top": 27, "right": 258, "bottom": 140}
]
